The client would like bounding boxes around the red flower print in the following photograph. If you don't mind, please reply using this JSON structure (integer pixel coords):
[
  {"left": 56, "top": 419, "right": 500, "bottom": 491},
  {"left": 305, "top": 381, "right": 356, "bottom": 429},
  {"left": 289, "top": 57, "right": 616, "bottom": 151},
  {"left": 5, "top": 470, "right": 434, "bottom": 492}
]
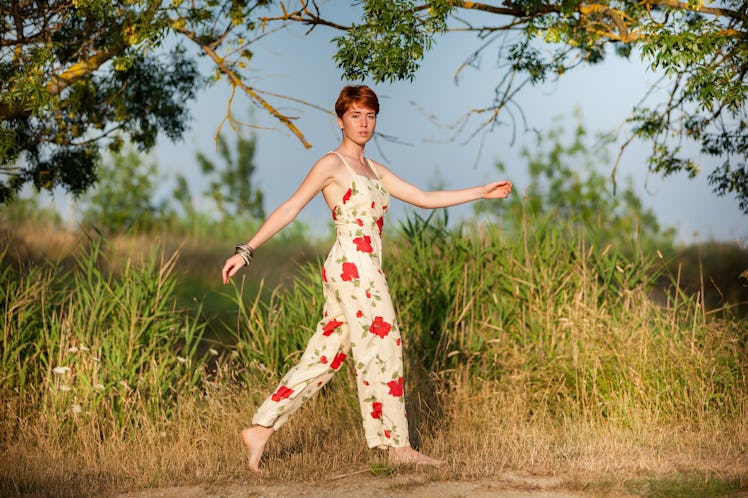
[
  {"left": 331, "top": 208, "right": 337, "bottom": 220},
  {"left": 364, "top": 380, "right": 370, "bottom": 386},
  {"left": 356, "top": 218, "right": 364, "bottom": 226},
  {"left": 371, "top": 401, "right": 383, "bottom": 419},
  {"left": 271, "top": 385, "right": 294, "bottom": 402},
  {"left": 376, "top": 216, "right": 384, "bottom": 235},
  {"left": 384, "top": 429, "right": 391, "bottom": 439},
  {"left": 322, "top": 267, "right": 327, "bottom": 282},
  {"left": 371, "top": 201, "right": 375, "bottom": 208},
  {"left": 365, "top": 291, "right": 371, "bottom": 298},
  {"left": 330, "top": 352, "right": 346, "bottom": 370},
  {"left": 322, "top": 318, "right": 344, "bottom": 336},
  {"left": 340, "top": 262, "right": 359, "bottom": 281},
  {"left": 343, "top": 189, "right": 352, "bottom": 204},
  {"left": 320, "top": 356, "right": 328, "bottom": 364},
  {"left": 353, "top": 235, "right": 373, "bottom": 253},
  {"left": 356, "top": 310, "right": 363, "bottom": 318},
  {"left": 396, "top": 338, "right": 401, "bottom": 346},
  {"left": 387, "top": 377, "right": 404, "bottom": 397},
  {"left": 369, "top": 316, "right": 392, "bottom": 338}
]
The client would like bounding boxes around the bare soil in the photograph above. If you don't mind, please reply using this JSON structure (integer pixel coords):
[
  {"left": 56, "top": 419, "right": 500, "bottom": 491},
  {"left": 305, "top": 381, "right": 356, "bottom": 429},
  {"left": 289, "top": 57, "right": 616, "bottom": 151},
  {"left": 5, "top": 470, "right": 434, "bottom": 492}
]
[{"left": 113, "top": 471, "right": 599, "bottom": 498}]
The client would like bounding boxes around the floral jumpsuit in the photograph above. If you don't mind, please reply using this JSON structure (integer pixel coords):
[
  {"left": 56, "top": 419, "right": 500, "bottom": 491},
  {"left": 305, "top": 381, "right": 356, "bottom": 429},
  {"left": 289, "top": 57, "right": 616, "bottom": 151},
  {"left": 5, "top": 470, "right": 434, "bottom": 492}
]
[{"left": 252, "top": 151, "right": 409, "bottom": 449}]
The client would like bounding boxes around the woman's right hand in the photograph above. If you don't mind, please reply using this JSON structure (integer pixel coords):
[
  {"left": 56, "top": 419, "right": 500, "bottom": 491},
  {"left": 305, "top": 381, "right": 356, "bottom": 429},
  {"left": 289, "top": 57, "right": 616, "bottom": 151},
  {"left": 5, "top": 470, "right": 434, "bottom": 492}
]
[{"left": 222, "top": 254, "right": 248, "bottom": 284}]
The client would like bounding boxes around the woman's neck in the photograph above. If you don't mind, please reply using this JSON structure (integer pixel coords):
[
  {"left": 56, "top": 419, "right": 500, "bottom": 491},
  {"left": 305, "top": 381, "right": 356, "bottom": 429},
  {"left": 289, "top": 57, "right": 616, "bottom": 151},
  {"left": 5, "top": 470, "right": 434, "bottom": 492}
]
[{"left": 337, "top": 140, "right": 366, "bottom": 160}]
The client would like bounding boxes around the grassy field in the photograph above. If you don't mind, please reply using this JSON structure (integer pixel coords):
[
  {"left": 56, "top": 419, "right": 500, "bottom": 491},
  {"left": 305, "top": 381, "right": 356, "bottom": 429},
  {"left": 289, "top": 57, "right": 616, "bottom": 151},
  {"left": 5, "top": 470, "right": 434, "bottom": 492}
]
[{"left": 1, "top": 214, "right": 746, "bottom": 497}]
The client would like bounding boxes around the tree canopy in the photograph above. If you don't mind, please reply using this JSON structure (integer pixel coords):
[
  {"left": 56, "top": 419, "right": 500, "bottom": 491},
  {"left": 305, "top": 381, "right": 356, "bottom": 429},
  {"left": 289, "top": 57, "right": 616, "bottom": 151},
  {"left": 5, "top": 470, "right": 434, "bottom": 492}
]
[
  {"left": 272, "top": 0, "right": 748, "bottom": 213},
  {"left": 0, "top": 0, "right": 293, "bottom": 204},
  {"left": 2, "top": 1, "right": 746, "bottom": 214}
]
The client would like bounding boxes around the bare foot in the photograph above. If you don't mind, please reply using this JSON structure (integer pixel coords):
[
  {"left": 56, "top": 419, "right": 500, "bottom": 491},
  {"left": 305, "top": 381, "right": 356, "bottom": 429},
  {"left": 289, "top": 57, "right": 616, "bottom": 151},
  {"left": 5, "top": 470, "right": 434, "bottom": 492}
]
[
  {"left": 241, "top": 425, "right": 274, "bottom": 473},
  {"left": 388, "top": 445, "right": 444, "bottom": 466}
]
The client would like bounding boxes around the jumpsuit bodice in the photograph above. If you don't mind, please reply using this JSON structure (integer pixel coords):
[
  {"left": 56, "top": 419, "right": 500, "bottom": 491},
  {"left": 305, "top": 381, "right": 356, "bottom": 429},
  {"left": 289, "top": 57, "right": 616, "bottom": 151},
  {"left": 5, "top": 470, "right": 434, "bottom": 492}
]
[{"left": 328, "top": 152, "right": 390, "bottom": 267}]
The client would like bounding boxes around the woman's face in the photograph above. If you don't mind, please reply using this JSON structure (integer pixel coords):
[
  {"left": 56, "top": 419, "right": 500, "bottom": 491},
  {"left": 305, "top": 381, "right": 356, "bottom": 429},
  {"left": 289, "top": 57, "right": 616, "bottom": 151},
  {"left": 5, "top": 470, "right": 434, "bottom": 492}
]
[{"left": 337, "top": 103, "right": 377, "bottom": 145}]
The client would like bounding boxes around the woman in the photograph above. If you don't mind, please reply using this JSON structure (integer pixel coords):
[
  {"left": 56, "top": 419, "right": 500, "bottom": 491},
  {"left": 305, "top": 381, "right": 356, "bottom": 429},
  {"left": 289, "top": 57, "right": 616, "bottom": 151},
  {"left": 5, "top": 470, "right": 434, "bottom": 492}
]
[{"left": 221, "top": 85, "right": 512, "bottom": 472}]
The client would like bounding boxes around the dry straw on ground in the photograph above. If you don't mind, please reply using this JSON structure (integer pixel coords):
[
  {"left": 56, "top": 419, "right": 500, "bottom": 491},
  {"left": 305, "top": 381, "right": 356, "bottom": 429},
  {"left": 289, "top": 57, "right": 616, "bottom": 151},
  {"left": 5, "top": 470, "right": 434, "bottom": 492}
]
[{"left": 2, "top": 384, "right": 746, "bottom": 497}]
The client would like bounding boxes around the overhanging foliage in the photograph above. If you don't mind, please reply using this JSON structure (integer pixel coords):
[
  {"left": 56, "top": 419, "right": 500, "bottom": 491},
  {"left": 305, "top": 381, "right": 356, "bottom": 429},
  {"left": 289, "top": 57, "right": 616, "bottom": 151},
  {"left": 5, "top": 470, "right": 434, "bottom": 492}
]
[
  {"left": 270, "top": 0, "right": 748, "bottom": 213},
  {"left": 0, "top": 0, "right": 304, "bottom": 203},
  {"left": 3, "top": 1, "right": 746, "bottom": 214}
]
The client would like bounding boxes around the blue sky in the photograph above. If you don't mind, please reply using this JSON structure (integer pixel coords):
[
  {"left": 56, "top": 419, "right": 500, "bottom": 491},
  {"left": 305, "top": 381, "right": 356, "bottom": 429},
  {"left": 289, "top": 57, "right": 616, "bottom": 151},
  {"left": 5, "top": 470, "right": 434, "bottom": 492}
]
[{"left": 151, "top": 9, "right": 746, "bottom": 245}]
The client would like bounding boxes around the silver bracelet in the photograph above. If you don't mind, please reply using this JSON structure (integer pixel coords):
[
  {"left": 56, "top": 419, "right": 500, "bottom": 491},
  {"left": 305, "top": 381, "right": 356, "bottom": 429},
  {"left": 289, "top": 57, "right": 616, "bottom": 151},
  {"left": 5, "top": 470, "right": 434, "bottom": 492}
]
[{"left": 234, "top": 244, "right": 255, "bottom": 266}]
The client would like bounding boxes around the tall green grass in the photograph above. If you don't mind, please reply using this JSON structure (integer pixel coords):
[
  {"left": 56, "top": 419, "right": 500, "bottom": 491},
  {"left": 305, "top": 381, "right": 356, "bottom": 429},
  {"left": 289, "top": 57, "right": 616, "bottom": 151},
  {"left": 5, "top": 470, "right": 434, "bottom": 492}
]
[
  {"left": 218, "top": 210, "right": 745, "bottom": 427},
  {"left": 1, "top": 215, "right": 745, "bottom": 496},
  {"left": 1, "top": 238, "right": 207, "bottom": 435},
  {"left": 388, "top": 212, "right": 745, "bottom": 426}
]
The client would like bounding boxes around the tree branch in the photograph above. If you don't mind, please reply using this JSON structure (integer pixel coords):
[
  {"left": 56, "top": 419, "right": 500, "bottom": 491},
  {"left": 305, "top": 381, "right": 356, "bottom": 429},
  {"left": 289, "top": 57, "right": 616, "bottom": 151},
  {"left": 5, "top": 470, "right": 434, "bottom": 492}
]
[
  {"left": 260, "top": 0, "right": 352, "bottom": 31},
  {"left": 46, "top": 48, "right": 118, "bottom": 96},
  {"left": 643, "top": 0, "right": 746, "bottom": 21},
  {"left": 0, "top": 45, "right": 123, "bottom": 122},
  {"left": 452, "top": 1, "right": 744, "bottom": 21},
  {"left": 0, "top": 0, "right": 163, "bottom": 122},
  {"left": 177, "top": 27, "right": 312, "bottom": 149}
]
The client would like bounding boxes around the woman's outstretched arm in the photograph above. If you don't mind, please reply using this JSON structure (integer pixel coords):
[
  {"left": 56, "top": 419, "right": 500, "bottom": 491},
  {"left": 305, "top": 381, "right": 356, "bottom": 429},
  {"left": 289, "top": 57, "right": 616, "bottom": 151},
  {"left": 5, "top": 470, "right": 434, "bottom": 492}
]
[
  {"left": 222, "top": 156, "right": 335, "bottom": 283},
  {"left": 375, "top": 162, "right": 512, "bottom": 209}
]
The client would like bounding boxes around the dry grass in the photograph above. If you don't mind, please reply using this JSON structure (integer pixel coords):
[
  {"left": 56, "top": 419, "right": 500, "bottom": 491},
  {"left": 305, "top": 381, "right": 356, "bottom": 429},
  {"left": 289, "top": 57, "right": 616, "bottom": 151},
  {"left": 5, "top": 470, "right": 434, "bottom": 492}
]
[
  {"left": 436, "top": 386, "right": 747, "bottom": 482},
  {"left": 2, "top": 380, "right": 745, "bottom": 497},
  {"left": 1, "top": 221, "right": 323, "bottom": 287}
]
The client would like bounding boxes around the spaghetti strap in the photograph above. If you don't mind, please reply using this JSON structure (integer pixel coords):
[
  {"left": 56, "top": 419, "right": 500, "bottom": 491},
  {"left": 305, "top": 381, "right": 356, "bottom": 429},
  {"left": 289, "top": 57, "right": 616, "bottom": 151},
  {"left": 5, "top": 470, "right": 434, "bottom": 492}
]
[
  {"left": 329, "top": 151, "right": 356, "bottom": 177},
  {"left": 330, "top": 151, "right": 380, "bottom": 181},
  {"left": 363, "top": 158, "right": 381, "bottom": 181}
]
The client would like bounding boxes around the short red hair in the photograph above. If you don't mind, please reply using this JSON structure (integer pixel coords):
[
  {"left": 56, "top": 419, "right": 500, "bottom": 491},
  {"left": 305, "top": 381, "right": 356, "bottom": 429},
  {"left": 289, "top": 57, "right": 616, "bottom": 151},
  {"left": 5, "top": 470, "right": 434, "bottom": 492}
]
[{"left": 334, "top": 85, "right": 379, "bottom": 118}]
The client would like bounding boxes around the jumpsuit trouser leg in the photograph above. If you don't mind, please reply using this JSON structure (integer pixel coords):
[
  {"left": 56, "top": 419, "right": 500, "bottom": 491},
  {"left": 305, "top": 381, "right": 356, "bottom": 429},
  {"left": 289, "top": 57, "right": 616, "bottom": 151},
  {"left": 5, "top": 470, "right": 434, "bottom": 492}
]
[{"left": 252, "top": 257, "right": 410, "bottom": 449}]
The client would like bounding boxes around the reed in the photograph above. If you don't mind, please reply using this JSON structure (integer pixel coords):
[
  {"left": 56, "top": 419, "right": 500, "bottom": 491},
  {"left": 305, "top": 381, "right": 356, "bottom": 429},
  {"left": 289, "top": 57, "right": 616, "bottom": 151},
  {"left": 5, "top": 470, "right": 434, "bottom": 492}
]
[
  {"left": 1, "top": 215, "right": 745, "bottom": 497},
  {"left": 389, "top": 212, "right": 745, "bottom": 427},
  {"left": 1, "top": 237, "right": 207, "bottom": 434}
]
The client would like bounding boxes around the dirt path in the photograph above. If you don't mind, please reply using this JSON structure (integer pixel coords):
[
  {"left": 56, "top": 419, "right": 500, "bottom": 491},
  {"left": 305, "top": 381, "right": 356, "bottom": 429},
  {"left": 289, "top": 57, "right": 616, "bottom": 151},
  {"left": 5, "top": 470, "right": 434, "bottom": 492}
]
[{"left": 114, "top": 472, "right": 594, "bottom": 498}]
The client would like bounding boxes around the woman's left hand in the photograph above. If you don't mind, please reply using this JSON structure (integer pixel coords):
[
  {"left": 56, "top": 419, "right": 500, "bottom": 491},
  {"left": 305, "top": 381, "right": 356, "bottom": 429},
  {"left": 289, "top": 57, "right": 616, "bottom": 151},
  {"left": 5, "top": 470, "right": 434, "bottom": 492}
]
[{"left": 481, "top": 180, "right": 512, "bottom": 199}]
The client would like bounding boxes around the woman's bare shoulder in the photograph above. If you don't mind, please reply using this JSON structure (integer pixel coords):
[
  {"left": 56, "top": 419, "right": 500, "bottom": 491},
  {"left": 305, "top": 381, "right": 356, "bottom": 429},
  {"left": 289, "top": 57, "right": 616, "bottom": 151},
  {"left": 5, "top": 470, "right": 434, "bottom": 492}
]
[
  {"left": 307, "top": 152, "right": 347, "bottom": 192},
  {"left": 366, "top": 158, "right": 392, "bottom": 178},
  {"left": 312, "top": 151, "right": 344, "bottom": 173}
]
